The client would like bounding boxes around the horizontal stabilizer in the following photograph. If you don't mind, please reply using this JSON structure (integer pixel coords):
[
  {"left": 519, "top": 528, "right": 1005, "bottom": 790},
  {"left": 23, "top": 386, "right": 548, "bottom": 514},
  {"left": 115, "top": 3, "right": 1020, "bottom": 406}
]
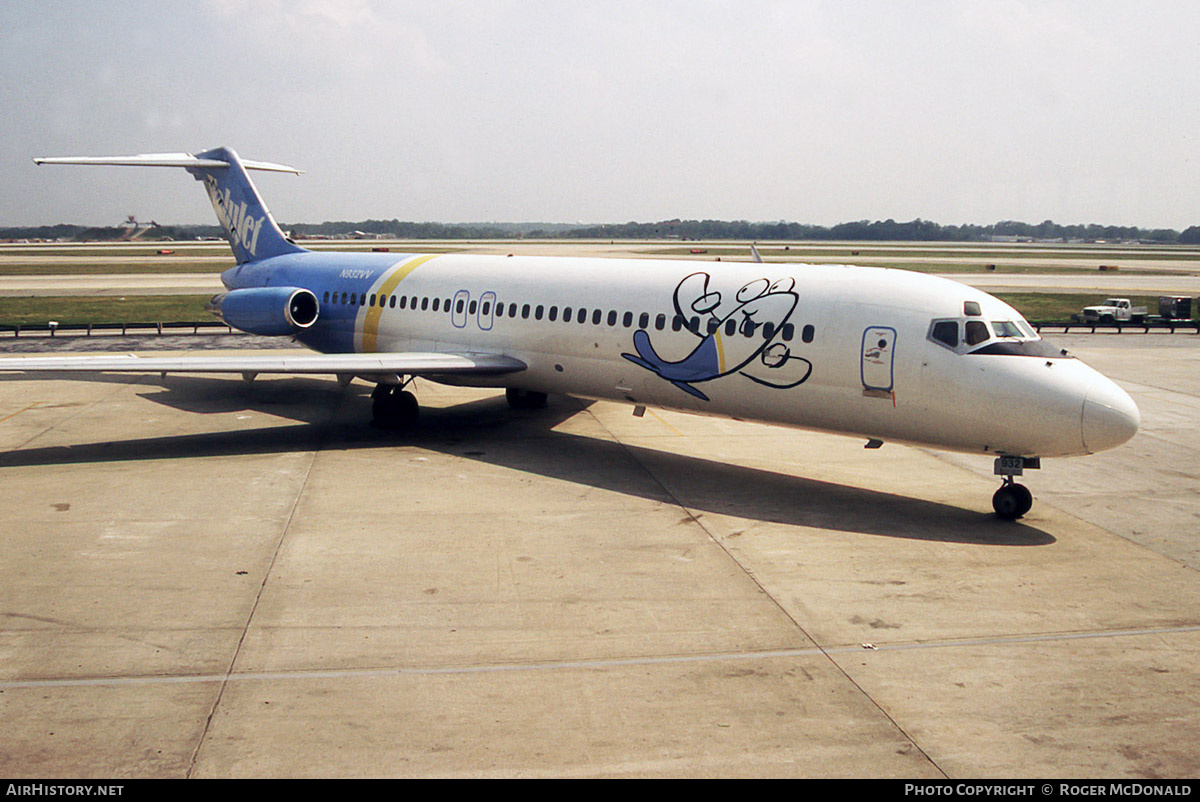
[
  {"left": 0, "top": 351, "right": 526, "bottom": 377},
  {"left": 33, "top": 153, "right": 303, "bottom": 174}
]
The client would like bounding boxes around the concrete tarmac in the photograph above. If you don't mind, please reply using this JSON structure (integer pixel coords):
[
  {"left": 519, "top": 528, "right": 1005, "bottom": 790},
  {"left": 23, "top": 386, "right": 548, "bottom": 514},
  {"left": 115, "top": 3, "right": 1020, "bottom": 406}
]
[
  {"left": 0, "top": 335, "right": 1197, "bottom": 777},
  {"left": 1, "top": 239, "right": 1198, "bottom": 297}
]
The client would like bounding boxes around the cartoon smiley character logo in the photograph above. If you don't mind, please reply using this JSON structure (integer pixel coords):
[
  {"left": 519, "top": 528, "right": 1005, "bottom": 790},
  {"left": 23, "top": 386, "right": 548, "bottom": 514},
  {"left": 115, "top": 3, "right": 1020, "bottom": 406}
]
[{"left": 622, "top": 271, "right": 812, "bottom": 401}]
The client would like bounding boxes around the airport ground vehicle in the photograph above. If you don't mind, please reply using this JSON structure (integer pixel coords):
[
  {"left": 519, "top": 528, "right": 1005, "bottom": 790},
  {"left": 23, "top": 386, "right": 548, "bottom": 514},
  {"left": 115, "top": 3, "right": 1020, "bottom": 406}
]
[
  {"left": 1081, "top": 298, "right": 1147, "bottom": 324},
  {"left": 1157, "top": 296, "right": 1192, "bottom": 320}
]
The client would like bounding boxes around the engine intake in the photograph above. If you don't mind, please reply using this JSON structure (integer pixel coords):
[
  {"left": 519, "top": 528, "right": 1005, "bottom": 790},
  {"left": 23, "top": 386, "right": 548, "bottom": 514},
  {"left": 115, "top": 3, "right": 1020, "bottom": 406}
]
[{"left": 209, "top": 286, "right": 318, "bottom": 336}]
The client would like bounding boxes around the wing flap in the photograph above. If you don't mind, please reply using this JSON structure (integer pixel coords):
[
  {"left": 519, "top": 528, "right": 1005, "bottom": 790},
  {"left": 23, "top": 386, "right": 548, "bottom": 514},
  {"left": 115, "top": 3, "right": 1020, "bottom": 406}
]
[{"left": 0, "top": 351, "right": 526, "bottom": 377}]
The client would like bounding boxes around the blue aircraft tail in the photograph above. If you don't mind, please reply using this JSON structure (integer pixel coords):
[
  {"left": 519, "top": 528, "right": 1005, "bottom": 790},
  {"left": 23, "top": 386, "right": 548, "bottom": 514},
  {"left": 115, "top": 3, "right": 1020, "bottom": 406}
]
[
  {"left": 187, "top": 147, "right": 306, "bottom": 264},
  {"left": 34, "top": 146, "right": 307, "bottom": 265}
]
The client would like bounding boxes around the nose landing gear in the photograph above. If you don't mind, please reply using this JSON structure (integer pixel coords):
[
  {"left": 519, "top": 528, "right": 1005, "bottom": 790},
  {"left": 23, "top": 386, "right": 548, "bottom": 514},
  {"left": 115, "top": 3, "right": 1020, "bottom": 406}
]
[{"left": 992, "top": 456, "right": 1038, "bottom": 520}]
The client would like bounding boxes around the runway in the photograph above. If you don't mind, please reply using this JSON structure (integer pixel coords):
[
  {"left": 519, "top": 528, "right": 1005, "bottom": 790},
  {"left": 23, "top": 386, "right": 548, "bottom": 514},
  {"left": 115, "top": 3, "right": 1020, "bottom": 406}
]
[
  {"left": 0, "top": 333, "right": 1197, "bottom": 777},
  {"left": 5, "top": 270, "right": 1200, "bottom": 298}
]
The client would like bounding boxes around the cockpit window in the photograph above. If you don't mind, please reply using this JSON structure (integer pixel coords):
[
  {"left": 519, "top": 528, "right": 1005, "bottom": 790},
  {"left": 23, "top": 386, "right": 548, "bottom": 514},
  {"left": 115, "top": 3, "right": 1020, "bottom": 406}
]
[
  {"left": 964, "top": 301, "right": 981, "bottom": 317},
  {"left": 930, "top": 320, "right": 958, "bottom": 348},
  {"left": 992, "top": 320, "right": 1023, "bottom": 339},
  {"left": 930, "top": 307, "right": 1070, "bottom": 358},
  {"left": 965, "top": 320, "right": 989, "bottom": 346}
]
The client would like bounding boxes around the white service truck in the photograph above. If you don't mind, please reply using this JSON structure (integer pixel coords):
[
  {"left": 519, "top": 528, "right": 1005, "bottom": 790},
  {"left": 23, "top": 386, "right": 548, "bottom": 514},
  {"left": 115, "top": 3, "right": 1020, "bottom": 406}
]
[{"left": 1081, "top": 298, "right": 1147, "bottom": 324}]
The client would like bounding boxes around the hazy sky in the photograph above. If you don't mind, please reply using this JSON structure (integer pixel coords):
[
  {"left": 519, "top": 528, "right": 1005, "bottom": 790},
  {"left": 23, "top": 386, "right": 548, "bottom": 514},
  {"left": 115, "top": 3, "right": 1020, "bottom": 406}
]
[{"left": 3, "top": 1, "right": 1199, "bottom": 228}]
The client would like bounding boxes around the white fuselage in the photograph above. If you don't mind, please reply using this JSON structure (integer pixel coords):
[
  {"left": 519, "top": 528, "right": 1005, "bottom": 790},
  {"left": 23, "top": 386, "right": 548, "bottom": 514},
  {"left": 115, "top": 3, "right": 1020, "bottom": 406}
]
[{"left": 291, "top": 253, "right": 1138, "bottom": 459}]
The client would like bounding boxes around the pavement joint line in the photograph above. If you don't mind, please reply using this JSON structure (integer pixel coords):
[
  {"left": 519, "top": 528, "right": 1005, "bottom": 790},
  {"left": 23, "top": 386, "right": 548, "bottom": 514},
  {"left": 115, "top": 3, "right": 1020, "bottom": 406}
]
[
  {"left": 183, "top": 382, "right": 343, "bottom": 778},
  {"left": 6, "top": 624, "right": 1197, "bottom": 692},
  {"left": 577, "top": 402, "right": 947, "bottom": 775},
  {"left": 6, "top": 375, "right": 151, "bottom": 452},
  {"left": 0, "top": 400, "right": 40, "bottom": 424}
]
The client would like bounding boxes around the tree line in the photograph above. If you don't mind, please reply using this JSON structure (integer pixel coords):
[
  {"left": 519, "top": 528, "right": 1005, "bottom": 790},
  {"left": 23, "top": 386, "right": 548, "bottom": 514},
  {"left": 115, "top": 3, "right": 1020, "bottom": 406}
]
[{"left": 4, "top": 218, "right": 1200, "bottom": 244}]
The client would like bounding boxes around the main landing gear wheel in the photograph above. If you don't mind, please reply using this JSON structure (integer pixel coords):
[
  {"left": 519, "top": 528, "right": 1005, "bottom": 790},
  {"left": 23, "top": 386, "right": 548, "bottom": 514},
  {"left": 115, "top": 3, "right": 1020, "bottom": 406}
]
[
  {"left": 505, "top": 387, "right": 548, "bottom": 410},
  {"left": 372, "top": 384, "right": 418, "bottom": 430},
  {"left": 992, "top": 480, "right": 1033, "bottom": 520}
]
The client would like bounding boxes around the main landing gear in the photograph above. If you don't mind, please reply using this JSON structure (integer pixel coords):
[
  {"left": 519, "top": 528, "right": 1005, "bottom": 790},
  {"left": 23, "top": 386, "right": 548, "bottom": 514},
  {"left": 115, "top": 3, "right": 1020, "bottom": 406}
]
[
  {"left": 992, "top": 456, "right": 1039, "bottom": 520},
  {"left": 505, "top": 387, "right": 547, "bottom": 410},
  {"left": 371, "top": 383, "right": 418, "bottom": 430},
  {"left": 372, "top": 383, "right": 550, "bottom": 429}
]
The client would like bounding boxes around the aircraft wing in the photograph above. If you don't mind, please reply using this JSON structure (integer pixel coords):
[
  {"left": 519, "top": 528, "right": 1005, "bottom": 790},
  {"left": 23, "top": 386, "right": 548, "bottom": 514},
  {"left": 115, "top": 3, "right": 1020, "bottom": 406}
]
[{"left": 0, "top": 351, "right": 527, "bottom": 378}]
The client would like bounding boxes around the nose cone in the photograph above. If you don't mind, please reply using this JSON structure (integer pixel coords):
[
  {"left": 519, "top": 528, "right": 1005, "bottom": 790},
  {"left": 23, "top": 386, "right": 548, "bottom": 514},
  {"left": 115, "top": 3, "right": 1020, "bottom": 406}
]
[{"left": 1082, "top": 378, "right": 1140, "bottom": 453}]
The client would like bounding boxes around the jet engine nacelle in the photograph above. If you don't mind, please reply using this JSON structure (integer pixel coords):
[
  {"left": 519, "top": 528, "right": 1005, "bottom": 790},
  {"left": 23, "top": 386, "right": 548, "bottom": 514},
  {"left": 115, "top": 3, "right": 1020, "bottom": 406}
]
[{"left": 209, "top": 286, "right": 318, "bottom": 336}]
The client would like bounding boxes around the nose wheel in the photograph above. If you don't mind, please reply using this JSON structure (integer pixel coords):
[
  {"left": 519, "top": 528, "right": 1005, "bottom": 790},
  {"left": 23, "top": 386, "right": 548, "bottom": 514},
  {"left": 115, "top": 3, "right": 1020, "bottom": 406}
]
[
  {"left": 992, "top": 478, "right": 1033, "bottom": 520},
  {"left": 992, "top": 456, "right": 1038, "bottom": 520}
]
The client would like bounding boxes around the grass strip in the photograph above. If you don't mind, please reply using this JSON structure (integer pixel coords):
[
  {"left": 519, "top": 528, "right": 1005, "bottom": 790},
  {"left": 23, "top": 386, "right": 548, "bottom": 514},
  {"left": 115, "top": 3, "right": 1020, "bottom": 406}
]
[{"left": 0, "top": 295, "right": 214, "bottom": 326}]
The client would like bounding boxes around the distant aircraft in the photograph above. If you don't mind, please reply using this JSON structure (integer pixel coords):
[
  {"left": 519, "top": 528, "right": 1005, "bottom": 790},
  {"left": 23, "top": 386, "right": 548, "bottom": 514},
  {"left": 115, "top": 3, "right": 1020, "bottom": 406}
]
[{"left": 11, "top": 148, "right": 1139, "bottom": 519}]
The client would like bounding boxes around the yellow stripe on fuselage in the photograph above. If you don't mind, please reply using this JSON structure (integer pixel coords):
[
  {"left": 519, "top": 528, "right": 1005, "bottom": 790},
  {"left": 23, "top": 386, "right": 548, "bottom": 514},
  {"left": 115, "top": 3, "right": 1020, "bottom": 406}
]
[
  {"left": 714, "top": 328, "right": 727, "bottom": 374},
  {"left": 361, "top": 254, "right": 440, "bottom": 352}
]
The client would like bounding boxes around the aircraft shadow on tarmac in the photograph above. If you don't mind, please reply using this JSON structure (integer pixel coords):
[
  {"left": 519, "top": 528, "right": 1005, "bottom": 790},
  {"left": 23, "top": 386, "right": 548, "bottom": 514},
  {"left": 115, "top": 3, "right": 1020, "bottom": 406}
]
[{"left": 0, "top": 375, "right": 1054, "bottom": 546}]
